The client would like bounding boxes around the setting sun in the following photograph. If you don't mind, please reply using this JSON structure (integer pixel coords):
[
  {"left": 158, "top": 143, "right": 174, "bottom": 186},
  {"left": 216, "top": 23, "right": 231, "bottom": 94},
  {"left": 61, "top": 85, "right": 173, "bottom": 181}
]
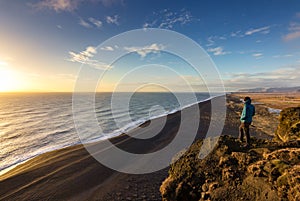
[{"left": 0, "top": 65, "right": 19, "bottom": 92}]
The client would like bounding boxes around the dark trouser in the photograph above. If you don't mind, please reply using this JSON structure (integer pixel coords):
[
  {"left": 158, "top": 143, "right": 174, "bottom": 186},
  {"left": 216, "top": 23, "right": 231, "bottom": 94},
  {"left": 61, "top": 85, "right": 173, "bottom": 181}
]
[{"left": 239, "top": 122, "right": 251, "bottom": 145}]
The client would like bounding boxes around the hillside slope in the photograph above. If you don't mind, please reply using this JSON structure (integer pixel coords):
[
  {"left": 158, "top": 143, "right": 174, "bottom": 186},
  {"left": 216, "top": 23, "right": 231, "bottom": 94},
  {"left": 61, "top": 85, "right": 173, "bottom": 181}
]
[
  {"left": 160, "top": 135, "right": 300, "bottom": 201},
  {"left": 160, "top": 106, "right": 300, "bottom": 201}
]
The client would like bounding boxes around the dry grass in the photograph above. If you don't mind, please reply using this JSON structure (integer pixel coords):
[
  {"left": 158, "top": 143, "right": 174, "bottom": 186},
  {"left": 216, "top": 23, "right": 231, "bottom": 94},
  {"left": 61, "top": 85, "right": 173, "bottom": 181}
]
[{"left": 233, "top": 93, "right": 300, "bottom": 109}]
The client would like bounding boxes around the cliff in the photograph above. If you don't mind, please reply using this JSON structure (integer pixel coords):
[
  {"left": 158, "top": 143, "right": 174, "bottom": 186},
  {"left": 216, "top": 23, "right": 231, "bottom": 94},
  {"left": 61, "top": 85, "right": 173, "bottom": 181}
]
[
  {"left": 160, "top": 107, "right": 300, "bottom": 201},
  {"left": 275, "top": 107, "right": 300, "bottom": 142}
]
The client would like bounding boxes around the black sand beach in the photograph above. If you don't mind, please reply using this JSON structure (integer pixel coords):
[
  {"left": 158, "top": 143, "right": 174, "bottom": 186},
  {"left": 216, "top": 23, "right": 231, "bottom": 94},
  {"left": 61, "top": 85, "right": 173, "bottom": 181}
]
[{"left": 0, "top": 95, "right": 273, "bottom": 200}]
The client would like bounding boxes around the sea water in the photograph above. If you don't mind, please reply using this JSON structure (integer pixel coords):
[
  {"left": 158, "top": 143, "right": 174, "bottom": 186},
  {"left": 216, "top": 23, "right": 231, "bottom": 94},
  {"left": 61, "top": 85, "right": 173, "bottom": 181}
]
[{"left": 0, "top": 92, "right": 212, "bottom": 173}]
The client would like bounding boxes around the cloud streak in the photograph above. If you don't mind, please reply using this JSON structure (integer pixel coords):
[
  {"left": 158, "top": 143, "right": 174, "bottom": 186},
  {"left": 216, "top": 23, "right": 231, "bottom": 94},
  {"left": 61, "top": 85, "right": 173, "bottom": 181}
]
[
  {"left": 100, "top": 46, "right": 114, "bottom": 51},
  {"left": 245, "top": 26, "right": 270, "bottom": 36},
  {"left": 31, "top": 0, "right": 123, "bottom": 12},
  {"left": 79, "top": 18, "right": 92, "bottom": 28},
  {"left": 32, "top": 0, "right": 81, "bottom": 12},
  {"left": 283, "top": 32, "right": 300, "bottom": 41},
  {"left": 205, "top": 26, "right": 271, "bottom": 52},
  {"left": 283, "top": 20, "right": 300, "bottom": 41},
  {"left": 68, "top": 46, "right": 111, "bottom": 69},
  {"left": 283, "top": 22, "right": 300, "bottom": 41},
  {"left": 252, "top": 53, "right": 263, "bottom": 58},
  {"left": 143, "top": 9, "right": 196, "bottom": 29},
  {"left": 106, "top": 15, "right": 119, "bottom": 25},
  {"left": 124, "top": 43, "right": 165, "bottom": 58},
  {"left": 273, "top": 54, "right": 293, "bottom": 58},
  {"left": 207, "top": 47, "right": 231, "bottom": 56},
  {"left": 79, "top": 16, "right": 118, "bottom": 28},
  {"left": 88, "top": 17, "right": 102, "bottom": 28},
  {"left": 224, "top": 65, "right": 300, "bottom": 90}
]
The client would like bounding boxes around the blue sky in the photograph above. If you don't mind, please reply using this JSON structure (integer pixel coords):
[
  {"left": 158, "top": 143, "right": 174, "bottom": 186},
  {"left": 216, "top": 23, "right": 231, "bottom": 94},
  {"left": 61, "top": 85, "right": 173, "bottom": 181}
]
[{"left": 0, "top": 0, "right": 300, "bottom": 92}]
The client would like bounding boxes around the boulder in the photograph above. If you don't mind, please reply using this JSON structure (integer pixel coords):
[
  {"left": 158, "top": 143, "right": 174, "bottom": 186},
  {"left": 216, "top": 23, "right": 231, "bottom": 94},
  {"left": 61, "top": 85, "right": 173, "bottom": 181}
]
[{"left": 275, "top": 107, "right": 300, "bottom": 142}]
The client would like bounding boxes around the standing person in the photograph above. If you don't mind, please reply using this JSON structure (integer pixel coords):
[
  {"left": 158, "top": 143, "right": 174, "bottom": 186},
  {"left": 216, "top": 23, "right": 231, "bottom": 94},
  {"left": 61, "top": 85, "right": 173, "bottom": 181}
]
[{"left": 239, "top": 96, "right": 255, "bottom": 147}]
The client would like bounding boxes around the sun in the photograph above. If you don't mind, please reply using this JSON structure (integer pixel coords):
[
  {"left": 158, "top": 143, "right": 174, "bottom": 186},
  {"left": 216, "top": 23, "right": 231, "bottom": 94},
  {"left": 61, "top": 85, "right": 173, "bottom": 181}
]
[{"left": 0, "top": 66, "right": 19, "bottom": 92}]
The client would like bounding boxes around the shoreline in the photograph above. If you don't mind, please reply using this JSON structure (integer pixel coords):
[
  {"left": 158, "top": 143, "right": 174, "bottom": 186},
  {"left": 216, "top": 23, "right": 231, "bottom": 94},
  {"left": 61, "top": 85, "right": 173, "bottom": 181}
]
[
  {"left": 0, "top": 94, "right": 222, "bottom": 176},
  {"left": 0, "top": 94, "right": 278, "bottom": 200},
  {"left": 0, "top": 95, "right": 219, "bottom": 200}
]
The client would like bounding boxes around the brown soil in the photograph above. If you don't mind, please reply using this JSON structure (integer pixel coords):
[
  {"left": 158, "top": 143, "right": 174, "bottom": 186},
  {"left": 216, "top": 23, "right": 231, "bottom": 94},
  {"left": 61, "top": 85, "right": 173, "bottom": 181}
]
[{"left": 160, "top": 93, "right": 300, "bottom": 201}]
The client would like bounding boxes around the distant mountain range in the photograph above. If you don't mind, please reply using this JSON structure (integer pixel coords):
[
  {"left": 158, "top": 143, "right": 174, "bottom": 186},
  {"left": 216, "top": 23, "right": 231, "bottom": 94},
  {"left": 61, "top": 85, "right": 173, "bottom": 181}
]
[{"left": 239, "top": 86, "right": 300, "bottom": 93}]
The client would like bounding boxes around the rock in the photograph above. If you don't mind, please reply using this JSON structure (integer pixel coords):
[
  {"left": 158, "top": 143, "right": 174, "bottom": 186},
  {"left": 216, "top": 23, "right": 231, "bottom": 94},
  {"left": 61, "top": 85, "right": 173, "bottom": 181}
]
[
  {"left": 208, "top": 182, "right": 219, "bottom": 191},
  {"left": 201, "top": 192, "right": 210, "bottom": 200},
  {"left": 201, "top": 183, "right": 209, "bottom": 192},
  {"left": 275, "top": 107, "right": 300, "bottom": 142},
  {"left": 222, "top": 167, "right": 236, "bottom": 180},
  {"left": 160, "top": 135, "right": 300, "bottom": 201}
]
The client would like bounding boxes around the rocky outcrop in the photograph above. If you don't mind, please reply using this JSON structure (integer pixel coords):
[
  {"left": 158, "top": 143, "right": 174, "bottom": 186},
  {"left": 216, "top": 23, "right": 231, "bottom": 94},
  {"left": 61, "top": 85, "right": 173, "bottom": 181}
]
[
  {"left": 160, "top": 135, "right": 300, "bottom": 201},
  {"left": 275, "top": 107, "right": 300, "bottom": 142}
]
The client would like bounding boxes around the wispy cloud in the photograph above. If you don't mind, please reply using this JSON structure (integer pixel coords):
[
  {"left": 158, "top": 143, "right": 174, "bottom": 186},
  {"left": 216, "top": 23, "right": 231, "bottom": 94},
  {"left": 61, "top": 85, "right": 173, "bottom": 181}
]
[
  {"left": 124, "top": 43, "right": 165, "bottom": 58},
  {"left": 100, "top": 46, "right": 115, "bottom": 51},
  {"left": 273, "top": 54, "right": 293, "bottom": 58},
  {"left": 79, "top": 17, "right": 103, "bottom": 28},
  {"left": 208, "top": 26, "right": 271, "bottom": 49},
  {"left": 206, "top": 36, "right": 215, "bottom": 47},
  {"left": 288, "top": 22, "right": 300, "bottom": 31},
  {"left": 69, "top": 46, "right": 97, "bottom": 62},
  {"left": 225, "top": 65, "right": 300, "bottom": 89},
  {"left": 206, "top": 35, "right": 226, "bottom": 47},
  {"left": 88, "top": 17, "right": 102, "bottom": 28},
  {"left": 106, "top": 15, "right": 119, "bottom": 25},
  {"left": 230, "top": 30, "right": 244, "bottom": 38},
  {"left": 283, "top": 22, "right": 300, "bottom": 41},
  {"left": 284, "top": 32, "right": 300, "bottom": 41},
  {"left": 32, "top": 0, "right": 82, "bottom": 12},
  {"left": 228, "top": 26, "right": 271, "bottom": 39},
  {"left": 207, "top": 47, "right": 231, "bottom": 56},
  {"left": 245, "top": 26, "right": 270, "bottom": 36},
  {"left": 252, "top": 53, "right": 263, "bottom": 57},
  {"left": 31, "top": 0, "right": 123, "bottom": 12},
  {"left": 79, "top": 18, "right": 92, "bottom": 28},
  {"left": 143, "top": 9, "right": 196, "bottom": 29},
  {"left": 68, "top": 46, "right": 111, "bottom": 69}
]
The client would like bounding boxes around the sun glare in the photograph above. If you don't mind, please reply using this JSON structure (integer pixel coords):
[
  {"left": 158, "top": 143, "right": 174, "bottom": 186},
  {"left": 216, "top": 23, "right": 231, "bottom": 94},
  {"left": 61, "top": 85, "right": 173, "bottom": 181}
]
[{"left": 0, "top": 66, "right": 20, "bottom": 92}]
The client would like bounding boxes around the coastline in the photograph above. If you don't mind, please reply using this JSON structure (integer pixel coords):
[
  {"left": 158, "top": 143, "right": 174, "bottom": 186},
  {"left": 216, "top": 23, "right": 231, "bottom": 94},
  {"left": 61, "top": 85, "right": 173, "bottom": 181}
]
[
  {"left": 0, "top": 94, "right": 276, "bottom": 200},
  {"left": 0, "top": 93, "right": 220, "bottom": 176},
  {"left": 0, "top": 95, "right": 217, "bottom": 200}
]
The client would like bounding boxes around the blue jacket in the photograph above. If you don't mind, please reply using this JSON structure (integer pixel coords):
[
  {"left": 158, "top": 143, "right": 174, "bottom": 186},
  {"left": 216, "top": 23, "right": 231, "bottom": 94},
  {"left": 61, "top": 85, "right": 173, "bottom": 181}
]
[{"left": 240, "top": 99, "right": 255, "bottom": 123}]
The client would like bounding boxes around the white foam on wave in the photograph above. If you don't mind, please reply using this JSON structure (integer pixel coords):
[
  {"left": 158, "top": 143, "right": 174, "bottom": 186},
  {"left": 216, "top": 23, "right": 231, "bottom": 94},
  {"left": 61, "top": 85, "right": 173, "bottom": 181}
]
[
  {"left": 81, "top": 94, "right": 224, "bottom": 144},
  {"left": 0, "top": 93, "right": 224, "bottom": 176},
  {"left": 0, "top": 141, "right": 81, "bottom": 176}
]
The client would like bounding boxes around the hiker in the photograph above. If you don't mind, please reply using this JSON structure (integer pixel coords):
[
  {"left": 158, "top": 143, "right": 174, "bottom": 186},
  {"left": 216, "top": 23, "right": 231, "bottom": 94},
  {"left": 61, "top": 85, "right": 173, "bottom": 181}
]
[{"left": 239, "top": 96, "right": 255, "bottom": 147}]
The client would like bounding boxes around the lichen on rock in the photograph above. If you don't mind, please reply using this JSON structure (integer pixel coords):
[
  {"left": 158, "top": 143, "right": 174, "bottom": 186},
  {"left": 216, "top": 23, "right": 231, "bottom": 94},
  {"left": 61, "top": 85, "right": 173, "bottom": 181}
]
[
  {"left": 160, "top": 135, "right": 300, "bottom": 201},
  {"left": 275, "top": 107, "right": 300, "bottom": 142}
]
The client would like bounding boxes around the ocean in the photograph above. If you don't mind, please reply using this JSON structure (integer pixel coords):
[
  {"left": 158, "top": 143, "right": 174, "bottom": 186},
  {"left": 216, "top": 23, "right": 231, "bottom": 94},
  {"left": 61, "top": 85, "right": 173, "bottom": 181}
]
[{"left": 0, "top": 92, "right": 212, "bottom": 174}]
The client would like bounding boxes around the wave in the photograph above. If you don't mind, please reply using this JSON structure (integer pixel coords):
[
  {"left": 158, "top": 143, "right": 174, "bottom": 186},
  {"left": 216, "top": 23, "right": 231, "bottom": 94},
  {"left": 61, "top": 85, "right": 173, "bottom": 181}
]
[
  {"left": 78, "top": 94, "right": 223, "bottom": 144},
  {"left": 0, "top": 93, "right": 224, "bottom": 176}
]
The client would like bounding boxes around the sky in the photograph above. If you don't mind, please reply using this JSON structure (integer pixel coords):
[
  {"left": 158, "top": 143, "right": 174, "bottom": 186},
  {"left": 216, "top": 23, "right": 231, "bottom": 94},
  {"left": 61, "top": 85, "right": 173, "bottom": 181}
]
[{"left": 0, "top": 0, "right": 300, "bottom": 92}]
